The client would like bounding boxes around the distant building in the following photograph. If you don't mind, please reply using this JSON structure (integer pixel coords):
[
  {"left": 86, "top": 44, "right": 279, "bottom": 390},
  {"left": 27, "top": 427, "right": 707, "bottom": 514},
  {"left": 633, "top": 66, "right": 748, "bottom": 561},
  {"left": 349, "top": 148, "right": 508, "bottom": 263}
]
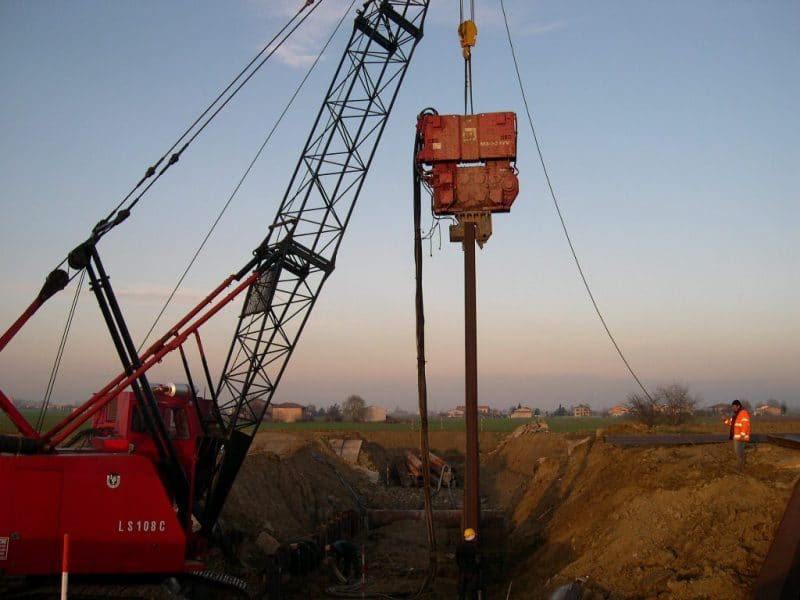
[
  {"left": 572, "top": 404, "right": 592, "bottom": 417},
  {"left": 363, "top": 405, "right": 387, "bottom": 422},
  {"left": 271, "top": 402, "right": 305, "bottom": 423},
  {"left": 708, "top": 403, "right": 730, "bottom": 415},
  {"left": 446, "top": 407, "right": 465, "bottom": 418},
  {"left": 755, "top": 404, "right": 782, "bottom": 417},
  {"left": 446, "top": 405, "right": 497, "bottom": 418},
  {"left": 608, "top": 405, "right": 629, "bottom": 417},
  {"left": 510, "top": 406, "right": 533, "bottom": 419}
]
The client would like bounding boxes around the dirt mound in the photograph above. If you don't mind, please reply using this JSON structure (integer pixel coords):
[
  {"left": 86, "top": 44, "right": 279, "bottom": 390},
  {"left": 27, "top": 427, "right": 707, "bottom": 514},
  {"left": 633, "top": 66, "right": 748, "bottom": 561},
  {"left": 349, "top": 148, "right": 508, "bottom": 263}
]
[
  {"left": 490, "top": 429, "right": 799, "bottom": 599},
  {"left": 221, "top": 435, "right": 367, "bottom": 543},
  {"left": 217, "top": 427, "right": 799, "bottom": 599}
]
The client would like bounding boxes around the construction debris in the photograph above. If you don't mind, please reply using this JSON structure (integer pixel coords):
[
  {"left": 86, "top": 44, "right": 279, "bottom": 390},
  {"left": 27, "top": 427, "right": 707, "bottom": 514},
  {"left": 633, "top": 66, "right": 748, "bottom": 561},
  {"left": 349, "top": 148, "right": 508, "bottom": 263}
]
[
  {"left": 328, "top": 438, "right": 364, "bottom": 464},
  {"left": 397, "top": 450, "right": 453, "bottom": 489}
]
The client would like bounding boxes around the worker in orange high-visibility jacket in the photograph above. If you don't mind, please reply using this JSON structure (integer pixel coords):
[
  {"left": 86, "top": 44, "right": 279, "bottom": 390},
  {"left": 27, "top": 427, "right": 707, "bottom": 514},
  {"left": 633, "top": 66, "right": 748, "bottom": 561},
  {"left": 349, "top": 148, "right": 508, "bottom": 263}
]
[{"left": 723, "top": 399, "right": 751, "bottom": 472}]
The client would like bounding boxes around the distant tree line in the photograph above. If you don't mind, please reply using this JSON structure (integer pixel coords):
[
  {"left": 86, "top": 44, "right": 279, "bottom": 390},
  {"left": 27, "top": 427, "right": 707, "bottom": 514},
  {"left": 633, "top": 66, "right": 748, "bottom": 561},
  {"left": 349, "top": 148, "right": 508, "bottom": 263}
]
[
  {"left": 292, "top": 389, "right": 791, "bottom": 426},
  {"left": 626, "top": 383, "right": 699, "bottom": 429},
  {"left": 313, "top": 395, "right": 366, "bottom": 422}
]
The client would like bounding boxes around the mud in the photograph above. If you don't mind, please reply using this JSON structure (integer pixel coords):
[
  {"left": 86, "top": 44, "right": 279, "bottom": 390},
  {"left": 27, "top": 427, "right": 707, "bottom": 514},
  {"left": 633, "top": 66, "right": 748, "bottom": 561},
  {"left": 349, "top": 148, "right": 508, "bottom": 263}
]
[{"left": 214, "top": 421, "right": 800, "bottom": 599}]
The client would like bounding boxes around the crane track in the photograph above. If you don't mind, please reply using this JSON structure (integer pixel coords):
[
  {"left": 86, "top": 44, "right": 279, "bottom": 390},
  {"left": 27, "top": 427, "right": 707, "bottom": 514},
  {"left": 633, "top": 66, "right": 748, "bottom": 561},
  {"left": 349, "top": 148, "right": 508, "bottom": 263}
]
[{"left": 0, "top": 571, "right": 248, "bottom": 599}]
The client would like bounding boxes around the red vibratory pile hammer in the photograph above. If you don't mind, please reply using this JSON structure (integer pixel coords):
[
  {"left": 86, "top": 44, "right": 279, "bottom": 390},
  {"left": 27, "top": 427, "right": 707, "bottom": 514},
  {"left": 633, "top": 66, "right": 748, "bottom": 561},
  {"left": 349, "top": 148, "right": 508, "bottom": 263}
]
[
  {"left": 416, "top": 111, "right": 519, "bottom": 241},
  {"left": 414, "top": 109, "right": 519, "bottom": 538}
]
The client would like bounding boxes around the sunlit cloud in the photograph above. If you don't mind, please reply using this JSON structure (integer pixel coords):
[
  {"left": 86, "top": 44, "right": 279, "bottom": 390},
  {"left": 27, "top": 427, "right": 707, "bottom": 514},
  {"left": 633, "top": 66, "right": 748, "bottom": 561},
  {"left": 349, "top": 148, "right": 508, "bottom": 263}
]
[
  {"left": 526, "top": 20, "right": 568, "bottom": 36},
  {"left": 272, "top": 38, "right": 330, "bottom": 69},
  {"left": 252, "top": 0, "right": 353, "bottom": 68}
]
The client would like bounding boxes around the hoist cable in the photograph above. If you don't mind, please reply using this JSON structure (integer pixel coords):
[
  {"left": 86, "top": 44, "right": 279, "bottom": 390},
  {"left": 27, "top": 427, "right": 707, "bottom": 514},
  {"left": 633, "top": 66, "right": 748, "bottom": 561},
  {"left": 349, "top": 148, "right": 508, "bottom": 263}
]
[
  {"left": 498, "top": 0, "right": 655, "bottom": 403},
  {"left": 36, "top": 269, "right": 86, "bottom": 433},
  {"left": 38, "top": 0, "right": 325, "bottom": 277},
  {"left": 468, "top": 59, "right": 474, "bottom": 114},
  {"left": 36, "top": 1, "right": 325, "bottom": 411},
  {"left": 104, "top": 0, "right": 320, "bottom": 219},
  {"left": 463, "top": 59, "right": 474, "bottom": 115},
  {"left": 459, "top": 0, "right": 476, "bottom": 24},
  {"left": 459, "top": 0, "right": 476, "bottom": 114},
  {"left": 463, "top": 61, "right": 469, "bottom": 114},
  {"left": 137, "top": 0, "right": 356, "bottom": 352},
  {"left": 116, "top": 0, "right": 325, "bottom": 220}
]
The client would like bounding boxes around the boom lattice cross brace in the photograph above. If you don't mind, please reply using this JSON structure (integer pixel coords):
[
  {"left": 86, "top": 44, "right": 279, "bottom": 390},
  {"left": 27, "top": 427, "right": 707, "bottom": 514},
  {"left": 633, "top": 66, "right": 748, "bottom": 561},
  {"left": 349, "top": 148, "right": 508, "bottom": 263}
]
[{"left": 199, "top": 0, "right": 429, "bottom": 529}]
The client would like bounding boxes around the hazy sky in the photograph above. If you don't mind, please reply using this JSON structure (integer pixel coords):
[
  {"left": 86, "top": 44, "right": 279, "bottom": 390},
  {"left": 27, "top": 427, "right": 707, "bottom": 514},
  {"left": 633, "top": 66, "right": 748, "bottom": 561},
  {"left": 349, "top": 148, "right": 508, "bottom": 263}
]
[{"left": 1, "top": 1, "right": 797, "bottom": 414}]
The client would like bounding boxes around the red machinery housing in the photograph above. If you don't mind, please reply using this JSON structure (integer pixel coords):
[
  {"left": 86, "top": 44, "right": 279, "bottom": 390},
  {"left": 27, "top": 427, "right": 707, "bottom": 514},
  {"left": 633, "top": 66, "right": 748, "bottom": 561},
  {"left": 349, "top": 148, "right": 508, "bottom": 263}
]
[
  {"left": 0, "top": 386, "right": 207, "bottom": 576},
  {"left": 416, "top": 112, "right": 519, "bottom": 215}
]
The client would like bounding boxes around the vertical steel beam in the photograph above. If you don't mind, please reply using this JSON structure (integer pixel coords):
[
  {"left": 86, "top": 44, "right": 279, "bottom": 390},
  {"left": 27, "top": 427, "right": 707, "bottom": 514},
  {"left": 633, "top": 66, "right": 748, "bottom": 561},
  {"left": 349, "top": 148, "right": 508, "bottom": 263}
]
[
  {"left": 753, "top": 474, "right": 800, "bottom": 599},
  {"left": 463, "top": 222, "right": 480, "bottom": 534}
]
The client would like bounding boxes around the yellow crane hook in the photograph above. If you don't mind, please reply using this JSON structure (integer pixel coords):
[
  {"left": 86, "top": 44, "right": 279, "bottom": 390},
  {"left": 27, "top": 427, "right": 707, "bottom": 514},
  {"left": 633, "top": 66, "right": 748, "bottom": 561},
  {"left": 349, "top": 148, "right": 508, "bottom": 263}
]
[{"left": 458, "top": 19, "right": 478, "bottom": 59}]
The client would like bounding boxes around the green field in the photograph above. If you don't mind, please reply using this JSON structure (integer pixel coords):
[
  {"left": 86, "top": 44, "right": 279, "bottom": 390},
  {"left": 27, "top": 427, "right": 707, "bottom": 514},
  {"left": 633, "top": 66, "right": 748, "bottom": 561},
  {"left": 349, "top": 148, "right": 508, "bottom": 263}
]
[
  {"left": 249, "top": 415, "right": 615, "bottom": 434},
  {"left": 1, "top": 408, "right": 614, "bottom": 436},
  {"left": 7, "top": 410, "right": 794, "bottom": 440},
  {"left": 0, "top": 408, "right": 78, "bottom": 435}
]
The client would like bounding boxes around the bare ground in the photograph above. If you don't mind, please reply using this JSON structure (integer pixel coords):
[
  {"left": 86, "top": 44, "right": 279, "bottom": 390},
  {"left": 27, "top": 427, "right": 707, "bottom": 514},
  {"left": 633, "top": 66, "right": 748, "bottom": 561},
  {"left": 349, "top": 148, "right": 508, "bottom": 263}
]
[{"left": 215, "top": 420, "right": 800, "bottom": 599}]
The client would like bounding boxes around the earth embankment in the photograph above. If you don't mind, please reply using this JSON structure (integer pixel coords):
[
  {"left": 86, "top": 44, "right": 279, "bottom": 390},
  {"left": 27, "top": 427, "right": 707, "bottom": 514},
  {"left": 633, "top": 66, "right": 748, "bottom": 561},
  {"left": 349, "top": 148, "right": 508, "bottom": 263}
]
[{"left": 218, "top": 424, "right": 800, "bottom": 599}]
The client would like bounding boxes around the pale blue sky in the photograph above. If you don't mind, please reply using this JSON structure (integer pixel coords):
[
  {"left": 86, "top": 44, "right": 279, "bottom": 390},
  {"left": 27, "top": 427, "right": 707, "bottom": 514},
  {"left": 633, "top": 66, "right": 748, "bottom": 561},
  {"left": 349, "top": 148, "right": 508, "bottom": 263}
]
[{"left": 1, "top": 1, "right": 798, "bottom": 413}]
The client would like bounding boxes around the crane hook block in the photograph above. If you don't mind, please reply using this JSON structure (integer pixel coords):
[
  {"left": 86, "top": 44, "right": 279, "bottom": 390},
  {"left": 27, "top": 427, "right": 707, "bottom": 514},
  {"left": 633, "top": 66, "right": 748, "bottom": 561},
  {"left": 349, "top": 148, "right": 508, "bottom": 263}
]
[
  {"left": 458, "top": 20, "right": 477, "bottom": 59},
  {"left": 415, "top": 112, "right": 519, "bottom": 215}
]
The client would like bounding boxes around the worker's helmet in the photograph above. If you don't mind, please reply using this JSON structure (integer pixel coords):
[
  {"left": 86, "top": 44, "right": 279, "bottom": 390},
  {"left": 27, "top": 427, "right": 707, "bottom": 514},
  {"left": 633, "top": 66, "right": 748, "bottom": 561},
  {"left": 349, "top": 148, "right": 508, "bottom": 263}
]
[{"left": 463, "top": 528, "right": 476, "bottom": 542}]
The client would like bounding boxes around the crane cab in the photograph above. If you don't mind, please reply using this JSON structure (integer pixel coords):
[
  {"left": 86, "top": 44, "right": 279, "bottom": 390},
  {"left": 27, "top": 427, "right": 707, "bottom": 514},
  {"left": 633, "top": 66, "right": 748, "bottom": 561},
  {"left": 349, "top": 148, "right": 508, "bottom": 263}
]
[{"left": 90, "top": 384, "right": 205, "bottom": 477}]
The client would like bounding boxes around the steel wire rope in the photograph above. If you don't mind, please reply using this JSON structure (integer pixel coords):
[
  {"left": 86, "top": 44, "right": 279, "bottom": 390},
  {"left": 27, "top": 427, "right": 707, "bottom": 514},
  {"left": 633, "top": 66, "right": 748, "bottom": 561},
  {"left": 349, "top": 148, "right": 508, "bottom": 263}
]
[
  {"left": 460, "top": 0, "right": 476, "bottom": 114},
  {"left": 36, "top": 269, "right": 86, "bottom": 433},
  {"left": 33, "top": 1, "right": 325, "bottom": 413},
  {"left": 498, "top": 0, "right": 655, "bottom": 403},
  {"left": 44, "top": 0, "right": 325, "bottom": 283},
  {"left": 96, "top": 0, "right": 323, "bottom": 229},
  {"left": 108, "top": 0, "right": 326, "bottom": 221},
  {"left": 464, "top": 58, "right": 473, "bottom": 115},
  {"left": 137, "top": 0, "right": 356, "bottom": 352}
]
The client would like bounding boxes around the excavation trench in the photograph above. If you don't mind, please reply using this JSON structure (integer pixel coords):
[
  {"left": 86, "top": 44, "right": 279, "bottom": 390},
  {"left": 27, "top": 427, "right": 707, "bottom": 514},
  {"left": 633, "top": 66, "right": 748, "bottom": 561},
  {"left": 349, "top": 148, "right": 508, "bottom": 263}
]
[{"left": 210, "top": 426, "right": 800, "bottom": 599}]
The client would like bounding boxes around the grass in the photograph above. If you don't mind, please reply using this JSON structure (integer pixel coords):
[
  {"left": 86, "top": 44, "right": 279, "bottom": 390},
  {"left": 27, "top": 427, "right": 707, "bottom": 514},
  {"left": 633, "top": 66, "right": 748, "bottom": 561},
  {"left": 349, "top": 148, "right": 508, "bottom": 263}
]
[
  {"left": 0, "top": 407, "right": 76, "bottom": 435},
  {"left": 2, "top": 408, "right": 615, "bottom": 436},
  {"left": 256, "top": 416, "right": 612, "bottom": 434},
  {"left": 15, "top": 411, "right": 784, "bottom": 438}
]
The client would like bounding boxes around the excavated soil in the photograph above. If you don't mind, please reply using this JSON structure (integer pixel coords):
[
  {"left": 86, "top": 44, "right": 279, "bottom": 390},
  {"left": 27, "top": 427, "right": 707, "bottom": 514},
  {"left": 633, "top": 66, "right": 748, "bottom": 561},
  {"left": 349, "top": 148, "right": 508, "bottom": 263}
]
[{"left": 213, "top": 421, "right": 800, "bottom": 599}]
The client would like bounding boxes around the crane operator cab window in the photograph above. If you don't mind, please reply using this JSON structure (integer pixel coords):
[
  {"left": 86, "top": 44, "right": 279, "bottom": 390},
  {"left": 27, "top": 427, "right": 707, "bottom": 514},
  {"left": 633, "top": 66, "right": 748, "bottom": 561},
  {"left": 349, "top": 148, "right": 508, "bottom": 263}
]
[
  {"left": 166, "top": 407, "right": 190, "bottom": 439},
  {"left": 130, "top": 405, "right": 190, "bottom": 439}
]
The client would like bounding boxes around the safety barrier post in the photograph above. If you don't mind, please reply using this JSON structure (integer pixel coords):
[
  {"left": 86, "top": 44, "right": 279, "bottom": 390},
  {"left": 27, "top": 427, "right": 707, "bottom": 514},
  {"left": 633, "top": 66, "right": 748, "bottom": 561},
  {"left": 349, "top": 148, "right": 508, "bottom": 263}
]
[{"left": 60, "top": 533, "right": 69, "bottom": 600}]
